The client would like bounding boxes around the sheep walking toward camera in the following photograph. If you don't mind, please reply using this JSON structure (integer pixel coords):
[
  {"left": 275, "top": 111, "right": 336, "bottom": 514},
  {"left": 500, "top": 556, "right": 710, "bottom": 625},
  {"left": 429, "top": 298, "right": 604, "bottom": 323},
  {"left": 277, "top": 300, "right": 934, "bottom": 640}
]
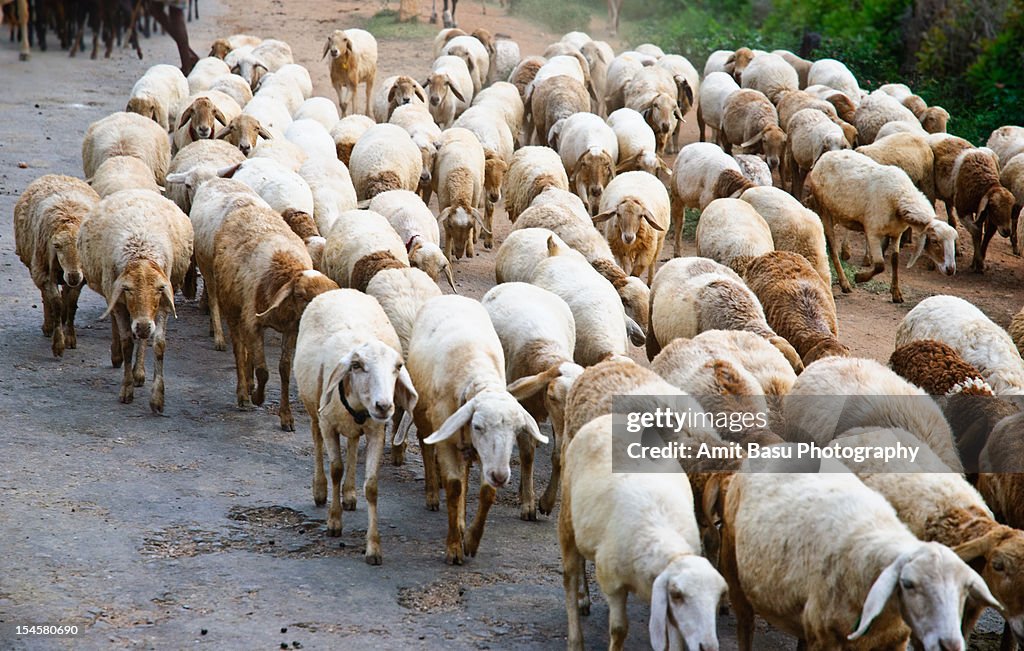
[{"left": 322, "top": 29, "right": 377, "bottom": 117}]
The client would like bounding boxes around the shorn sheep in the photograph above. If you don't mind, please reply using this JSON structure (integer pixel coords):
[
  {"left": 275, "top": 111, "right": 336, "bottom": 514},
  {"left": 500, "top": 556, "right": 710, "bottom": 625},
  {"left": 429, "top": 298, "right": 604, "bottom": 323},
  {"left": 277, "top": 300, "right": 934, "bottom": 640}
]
[
  {"left": 806, "top": 149, "right": 957, "bottom": 303},
  {"left": 592, "top": 170, "right": 669, "bottom": 284},
  {"left": 213, "top": 204, "right": 338, "bottom": 431},
  {"left": 77, "top": 190, "right": 193, "bottom": 413},
  {"left": 14, "top": 175, "right": 99, "bottom": 357},
  {"left": 896, "top": 294, "right": 1024, "bottom": 396},
  {"left": 88, "top": 156, "right": 165, "bottom": 198},
  {"left": 294, "top": 289, "right": 416, "bottom": 564},
  {"left": 560, "top": 413, "right": 727, "bottom": 651},
  {"left": 126, "top": 64, "right": 189, "bottom": 132},
  {"left": 322, "top": 28, "right": 377, "bottom": 117},
  {"left": 405, "top": 295, "right": 545, "bottom": 565},
  {"left": 721, "top": 462, "right": 998, "bottom": 651},
  {"left": 366, "top": 190, "right": 454, "bottom": 289}
]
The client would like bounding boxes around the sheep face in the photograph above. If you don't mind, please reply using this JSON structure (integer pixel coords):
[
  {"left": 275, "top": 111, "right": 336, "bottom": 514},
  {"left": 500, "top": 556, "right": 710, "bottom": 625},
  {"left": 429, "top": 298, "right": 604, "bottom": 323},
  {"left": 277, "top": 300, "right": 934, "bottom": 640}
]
[
  {"left": 849, "top": 544, "right": 998, "bottom": 650},
  {"left": 387, "top": 77, "right": 427, "bottom": 119},
  {"left": 571, "top": 148, "right": 616, "bottom": 215},
  {"left": 648, "top": 557, "right": 727, "bottom": 651},
  {"left": 102, "top": 259, "right": 174, "bottom": 340},
  {"left": 440, "top": 206, "right": 485, "bottom": 260},
  {"left": 908, "top": 220, "right": 958, "bottom": 276},
  {"left": 126, "top": 97, "right": 162, "bottom": 129},
  {"left": 408, "top": 240, "right": 455, "bottom": 290},
  {"left": 725, "top": 47, "right": 756, "bottom": 84},
  {"left": 980, "top": 187, "right": 1016, "bottom": 238},
  {"left": 619, "top": 276, "right": 651, "bottom": 333},
  {"left": 593, "top": 197, "right": 665, "bottom": 246},
  {"left": 483, "top": 155, "right": 508, "bottom": 205},
  {"left": 50, "top": 226, "right": 83, "bottom": 287},
  {"left": 324, "top": 341, "right": 417, "bottom": 422},
  {"left": 323, "top": 30, "right": 350, "bottom": 62},
  {"left": 426, "top": 73, "right": 465, "bottom": 108},
  {"left": 954, "top": 528, "right": 1024, "bottom": 644},
  {"left": 209, "top": 39, "right": 231, "bottom": 59},
  {"left": 216, "top": 115, "right": 271, "bottom": 155},
  {"left": 761, "top": 126, "right": 787, "bottom": 171},
  {"left": 641, "top": 94, "right": 682, "bottom": 148},
  {"left": 179, "top": 97, "right": 227, "bottom": 141}
]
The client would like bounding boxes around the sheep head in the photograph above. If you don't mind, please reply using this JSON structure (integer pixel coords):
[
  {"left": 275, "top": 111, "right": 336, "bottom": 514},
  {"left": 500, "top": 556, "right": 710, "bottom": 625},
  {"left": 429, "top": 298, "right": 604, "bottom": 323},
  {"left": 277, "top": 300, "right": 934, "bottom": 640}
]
[
  {"left": 255, "top": 267, "right": 338, "bottom": 321},
  {"left": 920, "top": 106, "right": 949, "bottom": 134},
  {"left": 423, "top": 390, "right": 545, "bottom": 489},
  {"left": 908, "top": 219, "right": 958, "bottom": 276},
  {"left": 725, "top": 47, "right": 756, "bottom": 84},
  {"left": 215, "top": 115, "right": 271, "bottom": 155},
  {"left": 407, "top": 238, "right": 455, "bottom": 290},
  {"left": 209, "top": 39, "right": 232, "bottom": 59},
  {"left": 126, "top": 97, "right": 163, "bottom": 130},
  {"left": 979, "top": 186, "right": 1016, "bottom": 238},
  {"left": 954, "top": 527, "right": 1024, "bottom": 641},
  {"left": 320, "top": 340, "right": 417, "bottom": 423},
  {"left": 386, "top": 77, "right": 427, "bottom": 119},
  {"left": 571, "top": 147, "right": 616, "bottom": 215},
  {"left": 49, "top": 221, "right": 84, "bottom": 287},
  {"left": 322, "top": 30, "right": 350, "bottom": 63},
  {"left": 439, "top": 205, "right": 486, "bottom": 260},
  {"left": 426, "top": 72, "right": 465, "bottom": 108},
  {"left": 179, "top": 97, "right": 227, "bottom": 141},
  {"left": 483, "top": 154, "right": 508, "bottom": 205},
  {"left": 848, "top": 543, "right": 999, "bottom": 649},
  {"left": 593, "top": 196, "right": 665, "bottom": 246},
  {"left": 640, "top": 93, "right": 681, "bottom": 144},
  {"left": 649, "top": 556, "right": 727, "bottom": 651},
  {"left": 102, "top": 259, "right": 175, "bottom": 340}
]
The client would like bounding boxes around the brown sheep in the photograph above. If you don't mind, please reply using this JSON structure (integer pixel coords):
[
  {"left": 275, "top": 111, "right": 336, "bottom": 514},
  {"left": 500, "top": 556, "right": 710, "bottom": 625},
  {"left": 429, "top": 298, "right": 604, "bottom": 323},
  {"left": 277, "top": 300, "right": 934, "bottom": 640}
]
[
  {"left": 173, "top": 96, "right": 228, "bottom": 153},
  {"left": 214, "top": 205, "right": 339, "bottom": 431},
  {"left": 723, "top": 47, "right": 756, "bottom": 83},
  {"left": 721, "top": 89, "right": 787, "bottom": 173},
  {"left": 1010, "top": 308, "right": 1024, "bottom": 358},
  {"left": 953, "top": 149, "right": 1017, "bottom": 272},
  {"left": 742, "top": 251, "right": 848, "bottom": 365},
  {"left": 528, "top": 75, "right": 590, "bottom": 148},
  {"left": 322, "top": 29, "right": 378, "bottom": 117},
  {"left": 14, "top": 175, "right": 99, "bottom": 358},
  {"left": 214, "top": 114, "right": 272, "bottom": 156}
]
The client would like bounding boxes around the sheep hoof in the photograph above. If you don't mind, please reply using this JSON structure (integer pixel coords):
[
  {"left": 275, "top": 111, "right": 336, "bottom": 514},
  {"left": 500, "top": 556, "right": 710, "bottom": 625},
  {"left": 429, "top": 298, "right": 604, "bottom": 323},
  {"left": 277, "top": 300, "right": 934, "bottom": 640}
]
[
  {"left": 343, "top": 496, "right": 357, "bottom": 511},
  {"left": 578, "top": 600, "right": 591, "bottom": 616},
  {"left": 133, "top": 374, "right": 146, "bottom": 388},
  {"left": 65, "top": 328, "right": 77, "bottom": 350},
  {"left": 119, "top": 385, "right": 134, "bottom": 404},
  {"left": 313, "top": 491, "right": 326, "bottom": 507},
  {"left": 214, "top": 340, "right": 226, "bottom": 352},
  {"left": 279, "top": 416, "right": 295, "bottom": 432},
  {"left": 150, "top": 398, "right": 164, "bottom": 414},
  {"left": 237, "top": 397, "right": 255, "bottom": 411},
  {"left": 364, "top": 550, "right": 382, "bottom": 566},
  {"left": 390, "top": 445, "right": 406, "bottom": 466},
  {"left": 538, "top": 496, "right": 555, "bottom": 516},
  {"left": 19, "top": 52, "right": 29, "bottom": 62},
  {"left": 520, "top": 506, "right": 537, "bottom": 522},
  {"left": 52, "top": 338, "right": 65, "bottom": 358},
  {"left": 445, "top": 548, "right": 464, "bottom": 565},
  {"left": 891, "top": 292, "right": 904, "bottom": 304},
  {"left": 42, "top": 322, "right": 55, "bottom": 337},
  {"left": 326, "top": 524, "right": 342, "bottom": 537},
  {"left": 426, "top": 497, "right": 440, "bottom": 511}
]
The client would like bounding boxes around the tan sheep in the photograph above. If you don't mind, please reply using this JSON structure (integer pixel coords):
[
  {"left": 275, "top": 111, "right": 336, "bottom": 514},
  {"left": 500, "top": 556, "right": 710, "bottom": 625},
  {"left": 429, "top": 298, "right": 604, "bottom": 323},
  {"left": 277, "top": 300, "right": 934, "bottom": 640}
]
[
  {"left": 502, "top": 146, "right": 570, "bottom": 223},
  {"left": 88, "top": 156, "right": 164, "bottom": 198},
  {"left": 856, "top": 131, "right": 937, "bottom": 202},
  {"left": 434, "top": 127, "right": 486, "bottom": 261},
  {"left": 695, "top": 198, "right": 774, "bottom": 273},
  {"left": 721, "top": 89, "right": 786, "bottom": 173},
  {"left": 528, "top": 75, "right": 590, "bottom": 148},
  {"left": 738, "top": 186, "right": 830, "bottom": 287},
  {"left": 82, "top": 111, "right": 171, "bottom": 186},
  {"left": 322, "top": 28, "right": 378, "bottom": 117},
  {"left": 592, "top": 170, "right": 669, "bottom": 284}
]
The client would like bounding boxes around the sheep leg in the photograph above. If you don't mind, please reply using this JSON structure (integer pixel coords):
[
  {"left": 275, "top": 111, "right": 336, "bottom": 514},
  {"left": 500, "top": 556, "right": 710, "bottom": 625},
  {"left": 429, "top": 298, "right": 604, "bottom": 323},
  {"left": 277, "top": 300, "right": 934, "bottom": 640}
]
[
  {"left": 114, "top": 310, "right": 136, "bottom": 404},
  {"left": 208, "top": 280, "right": 226, "bottom": 351},
  {"left": 721, "top": 520, "right": 756, "bottom": 651},
  {"left": 439, "top": 448, "right": 465, "bottom": 564},
  {"left": 250, "top": 329, "right": 269, "bottom": 406},
  {"left": 277, "top": 328, "right": 297, "bottom": 431},
  {"left": 364, "top": 76, "right": 375, "bottom": 118},
  {"left": 697, "top": 104, "right": 706, "bottom": 142},
  {"left": 854, "top": 237, "right": 886, "bottom": 284},
  {"left": 889, "top": 247, "right": 903, "bottom": 304},
  {"left": 415, "top": 408, "right": 441, "bottom": 510},
  {"left": 560, "top": 521, "right": 585, "bottom": 650},
  {"left": 464, "top": 481, "right": 496, "bottom": 557},
  {"left": 820, "top": 211, "right": 852, "bottom": 293},
  {"left": 578, "top": 556, "right": 591, "bottom": 614},
  {"left": 42, "top": 281, "right": 65, "bottom": 357},
  {"left": 972, "top": 217, "right": 996, "bottom": 274},
  {"left": 311, "top": 413, "right": 327, "bottom": 506},
  {"left": 132, "top": 336, "right": 147, "bottom": 387},
  {"left": 538, "top": 430, "right": 560, "bottom": 515},
  {"left": 324, "top": 427, "right": 344, "bottom": 537},
  {"left": 606, "top": 589, "right": 629, "bottom": 651},
  {"left": 110, "top": 317, "right": 124, "bottom": 368},
  {"left": 1011, "top": 206, "right": 1021, "bottom": 255},
  {"left": 343, "top": 433, "right": 359, "bottom": 511},
  {"left": 229, "top": 319, "right": 254, "bottom": 409},
  {"left": 149, "top": 311, "right": 168, "bottom": 414},
  {"left": 61, "top": 283, "right": 83, "bottom": 351},
  {"left": 517, "top": 432, "right": 536, "bottom": 521},
  {"left": 483, "top": 199, "right": 495, "bottom": 249},
  {"left": 670, "top": 189, "right": 685, "bottom": 258},
  {"left": 182, "top": 259, "right": 197, "bottom": 301},
  {"left": 363, "top": 428, "right": 384, "bottom": 565}
]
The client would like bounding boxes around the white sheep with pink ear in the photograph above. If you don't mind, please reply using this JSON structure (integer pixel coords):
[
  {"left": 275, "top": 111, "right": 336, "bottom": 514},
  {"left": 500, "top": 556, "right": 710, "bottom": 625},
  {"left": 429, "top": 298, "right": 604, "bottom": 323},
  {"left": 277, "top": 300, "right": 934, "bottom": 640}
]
[
  {"left": 559, "top": 413, "right": 727, "bottom": 651},
  {"left": 294, "top": 289, "right": 417, "bottom": 565}
]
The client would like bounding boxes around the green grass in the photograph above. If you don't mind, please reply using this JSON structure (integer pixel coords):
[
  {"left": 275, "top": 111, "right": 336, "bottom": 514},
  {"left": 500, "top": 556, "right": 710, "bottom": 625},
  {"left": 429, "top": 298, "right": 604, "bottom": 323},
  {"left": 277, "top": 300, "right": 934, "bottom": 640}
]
[
  {"left": 828, "top": 257, "right": 890, "bottom": 294},
  {"left": 683, "top": 208, "right": 701, "bottom": 240},
  {"left": 510, "top": 0, "right": 592, "bottom": 34},
  {"left": 362, "top": 9, "right": 436, "bottom": 40}
]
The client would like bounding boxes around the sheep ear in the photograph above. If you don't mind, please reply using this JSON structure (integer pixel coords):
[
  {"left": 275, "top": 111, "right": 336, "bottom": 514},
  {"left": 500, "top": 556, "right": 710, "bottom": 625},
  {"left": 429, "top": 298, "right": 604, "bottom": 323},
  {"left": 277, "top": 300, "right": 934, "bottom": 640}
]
[
  {"left": 907, "top": 227, "right": 927, "bottom": 268},
  {"left": 967, "top": 567, "right": 1003, "bottom": 611},
  {"left": 507, "top": 364, "right": 562, "bottom": 400},
  {"left": 648, "top": 570, "right": 671, "bottom": 651},
  {"left": 254, "top": 279, "right": 294, "bottom": 318},
  {"left": 165, "top": 172, "right": 189, "bottom": 185},
  {"left": 438, "top": 207, "right": 451, "bottom": 226},
  {"left": 592, "top": 209, "right": 615, "bottom": 224},
  {"left": 415, "top": 85, "right": 427, "bottom": 103},
  {"left": 217, "top": 162, "right": 244, "bottom": 178},
  {"left": 953, "top": 529, "right": 1002, "bottom": 563},
  {"left": 659, "top": 158, "right": 674, "bottom": 176},
  {"left": 673, "top": 107, "right": 686, "bottom": 123},
  {"left": 643, "top": 211, "right": 665, "bottom": 231},
  {"left": 395, "top": 365, "right": 418, "bottom": 413},
  {"left": 319, "top": 352, "right": 353, "bottom": 415},
  {"left": 424, "top": 396, "right": 477, "bottom": 444},
  {"left": 162, "top": 280, "right": 177, "bottom": 318},
  {"left": 740, "top": 131, "right": 764, "bottom": 148},
  {"left": 517, "top": 403, "right": 548, "bottom": 444},
  {"left": 442, "top": 262, "right": 457, "bottom": 293},
  {"left": 702, "top": 475, "right": 723, "bottom": 529},
  {"left": 321, "top": 37, "right": 331, "bottom": 60},
  {"left": 257, "top": 125, "right": 273, "bottom": 140},
  {"left": 177, "top": 105, "right": 194, "bottom": 130},
  {"left": 393, "top": 411, "right": 413, "bottom": 446},
  {"left": 99, "top": 274, "right": 127, "bottom": 320},
  {"left": 447, "top": 80, "right": 466, "bottom": 103},
  {"left": 214, "top": 125, "right": 232, "bottom": 139},
  {"left": 472, "top": 208, "right": 490, "bottom": 235},
  {"left": 615, "top": 152, "right": 640, "bottom": 173},
  {"left": 681, "top": 79, "right": 694, "bottom": 106},
  {"left": 625, "top": 315, "right": 647, "bottom": 346},
  {"left": 977, "top": 191, "right": 991, "bottom": 217},
  {"left": 387, "top": 84, "right": 398, "bottom": 103},
  {"left": 848, "top": 554, "right": 908, "bottom": 640},
  {"left": 214, "top": 109, "right": 228, "bottom": 126}
]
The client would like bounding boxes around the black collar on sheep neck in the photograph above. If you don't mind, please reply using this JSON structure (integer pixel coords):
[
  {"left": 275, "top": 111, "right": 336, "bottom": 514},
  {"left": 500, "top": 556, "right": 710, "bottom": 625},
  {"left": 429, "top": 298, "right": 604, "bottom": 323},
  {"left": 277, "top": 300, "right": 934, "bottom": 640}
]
[{"left": 338, "top": 381, "right": 370, "bottom": 425}]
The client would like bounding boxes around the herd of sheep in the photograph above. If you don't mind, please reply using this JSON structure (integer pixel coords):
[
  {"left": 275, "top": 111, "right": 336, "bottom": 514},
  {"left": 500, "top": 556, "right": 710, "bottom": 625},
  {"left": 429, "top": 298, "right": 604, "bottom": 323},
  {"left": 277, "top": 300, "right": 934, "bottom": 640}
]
[{"left": 11, "top": 20, "right": 1024, "bottom": 651}]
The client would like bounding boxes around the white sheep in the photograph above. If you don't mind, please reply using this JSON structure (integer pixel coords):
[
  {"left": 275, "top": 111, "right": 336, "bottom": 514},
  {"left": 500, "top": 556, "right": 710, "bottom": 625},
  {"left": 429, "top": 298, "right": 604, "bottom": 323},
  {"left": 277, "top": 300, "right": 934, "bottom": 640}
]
[
  {"left": 492, "top": 38, "right": 522, "bottom": 85},
  {"left": 593, "top": 170, "right": 669, "bottom": 284},
  {"left": 669, "top": 142, "right": 756, "bottom": 256},
  {"left": 622, "top": 65, "right": 683, "bottom": 155},
  {"left": 364, "top": 267, "right": 441, "bottom": 358},
  {"left": 322, "top": 28, "right": 377, "bottom": 117},
  {"left": 695, "top": 197, "right": 775, "bottom": 273},
  {"left": 405, "top": 294, "right": 545, "bottom": 565},
  {"left": 78, "top": 189, "right": 193, "bottom": 413},
  {"left": 471, "top": 81, "right": 524, "bottom": 146},
  {"left": 389, "top": 103, "right": 443, "bottom": 203},
  {"left": 366, "top": 190, "right": 454, "bottom": 289},
  {"left": 896, "top": 294, "right": 1024, "bottom": 395},
  {"left": 697, "top": 71, "right": 740, "bottom": 145},
  {"left": 425, "top": 55, "right": 473, "bottom": 129},
  {"left": 482, "top": 282, "right": 583, "bottom": 520},
  {"left": 207, "top": 73, "right": 253, "bottom": 109},
  {"left": 496, "top": 228, "right": 586, "bottom": 284},
  {"left": 785, "top": 107, "right": 849, "bottom": 197},
  {"left": 82, "top": 111, "right": 171, "bottom": 186},
  {"left": 318, "top": 210, "right": 408, "bottom": 291},
  {"left": 127, "top": 63, "right": 190, "bottom": 132},
  {"left": 241, "top": 94, "right": 293, "bottom": 140},
  {"left": 453, "top": 105, "right": 514, "bottom": 247},
  {"left": 703, "top": 50, "right": 733, "bottom": 77},
  {"left": 330, "top": 113, "right": 375, "bottom": 166},
  {"left": 89, "top": 156, "right": 164, "bottom": 198},
  {"left": 561, "top": 413, "right": 727, "bottom": 651},
  {"left": 441, "top": 35, "right": 490, "bottom": 94},
  {"left": 806, "top": 58, "right": 861, "bottom": 103},
  {"left": 14, "top": 175, "right": 98, "bottom": 358},
  {"left": 740, "top": 52, "right": 798, "bottom": 104},
  {"left": 605, "top": 108, "right": 668, "bottom": 177},
  {"left": 555, "top": 112, "right": 618, "bottom": 215},
  {"left": 348, "top": 123, "right": 424, "bottom": 200},
  {"left": 807, "top": 149, "right": 957, "bottom": 303},
  {"left": 987, "top": 125, "right": 1024, "bottom": 168},
  {"left": 292, "top": 97, "right": 340, "bottom": 131},
  {"left": 223, "top": 156, "right": 314, "bottom": 215},
  {"left": 434, "top": 127, "right": 486, "bottom": 261},
  {"left": 165, "top": 138, "right": 246, "bottom": 214},
  {"left": 772, "top": 49, "right": 812, "bottom": 88},
  {"left": 284, "top": 118, "right": 337, "bottom": 162},
  {"left": 172, "top": 91, "right": 242, "bottom": 153},
  {"left": 734, "top": 154, "right": 773, "bottom": 186},
  {"left": 231, "top": 39, "right": 294, "bottom": 88},
  {"left": 604, "top": 51, "right": 658, "bottom": 115},
  {"left": 249, "top": 137, "right": 307, "bottom": 172},
  {"left": 783, "top": 355, "right": 963, "bottom": 470},
  {"left": 296, "top": 156, "right": 358, "bottom": 235},
  {"left": 186, "top": 56, "right": 231, "bottom": 95},
  {"left": 855, "top": 91, "right": 920, "bottom": 145},
  {"left": 739, "top": 185, "right": 830, "bottom": 286},
  {"left": 294, "top": 289, "right": 416, "bottom": 564},
  {"left": 722, "top": 461, "right": 997, "bottom": 650}
]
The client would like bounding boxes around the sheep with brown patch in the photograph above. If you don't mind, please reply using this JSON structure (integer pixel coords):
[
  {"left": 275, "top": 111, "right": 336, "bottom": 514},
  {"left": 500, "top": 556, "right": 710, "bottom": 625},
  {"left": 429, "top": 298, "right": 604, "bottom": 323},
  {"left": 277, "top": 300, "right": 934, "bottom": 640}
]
[
  {"left": 322, "top": 28, "right": 377, "bottom": 117},
  {"left": 502, "top": 145, "right": 570, "bottom": 223},
  {"left": 592, "top": 170, "right": 669, "bottom": 284},
  {"left": 126, "top": 64, "right": 189, "bottom": 132},
  {"left": 349, "top": 123, "right": 424, "bottom": 201},
  {"left": 330, "top": 114, "right": 374, "bottom": 166},
  {"left": 743, "top": 251, "right": 848, "bottom": 366},
  {"left": 213, "top": 114, "right": 272, "bottom": 157},
  {"left": 721, "top": 89, "right": 787, "bottom": 174},
  {"left": 371, "top": 75, "right": 427, "bottom": 123},
  {"left": 856, "top": 131, "right": 937, "bottom": 202},
  {"left": 434, "top": 127, "right": 486, "bottom": 261},
  {"left": 367, "top": 190, "right": 454, "bottom": 289},
  {"left": 213, "top": 203, "right": 338, "bottom": 430},
  {"left": 318, "top": 210, "right": 409, "bottom": 292},
  {"left": 951, "top": 147, "right": 1017, "bottom": 273},
  {"left": 172, "top": 93, "right": 240, "bottom": 154},
  {"left": 695, "top": 198, "right": 774, "bottom": 274},
  {"left": 15, "top": 175, "right": 99, "bottom": 358},
  {"left": 78, "top": 190, "right": 193, "bottom": 413},
  {"left": 738, "top": 186, "right": 830, "bottom": 287}
]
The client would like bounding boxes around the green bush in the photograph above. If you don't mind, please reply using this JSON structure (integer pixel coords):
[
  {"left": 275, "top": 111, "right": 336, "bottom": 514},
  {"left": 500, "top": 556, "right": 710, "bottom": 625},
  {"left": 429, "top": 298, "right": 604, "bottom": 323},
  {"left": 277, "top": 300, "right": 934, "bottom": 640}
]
[{"left": 511, "top": 0, "right": 591, "bottom": 34}]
